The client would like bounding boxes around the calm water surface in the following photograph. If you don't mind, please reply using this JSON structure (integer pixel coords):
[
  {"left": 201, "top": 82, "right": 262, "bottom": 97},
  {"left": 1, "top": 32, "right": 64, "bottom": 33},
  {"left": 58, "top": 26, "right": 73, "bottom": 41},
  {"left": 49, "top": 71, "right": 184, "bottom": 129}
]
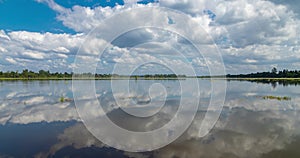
[{"left": 0, "top": 79, "right": 300, "bottom": 158}]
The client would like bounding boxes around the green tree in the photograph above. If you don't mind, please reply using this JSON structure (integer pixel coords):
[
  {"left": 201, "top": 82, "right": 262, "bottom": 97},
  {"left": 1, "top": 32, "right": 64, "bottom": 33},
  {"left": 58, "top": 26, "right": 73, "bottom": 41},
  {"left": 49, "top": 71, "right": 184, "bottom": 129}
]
[
  {"left": 271, "top": 67, "right": 277, "bottom": 74},
  {"left": 22, "top": 69, "right": 29, "bottom": 78}
]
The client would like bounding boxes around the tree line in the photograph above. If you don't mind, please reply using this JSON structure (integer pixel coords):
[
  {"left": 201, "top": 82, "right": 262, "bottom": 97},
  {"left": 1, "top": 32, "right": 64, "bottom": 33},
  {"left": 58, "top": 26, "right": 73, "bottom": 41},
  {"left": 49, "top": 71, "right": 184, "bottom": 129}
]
[
  {"left": 0, "top": 69, "right": 73, "bottom": 79},
  {"left": 1, "top": 68, "right": 298, "bottom": 79},
  {"left": 226, "top": 68, "right": 300, "bottom": 78},
  {"left": 0, "top": 69, "right": 186, "bottom": 79}
]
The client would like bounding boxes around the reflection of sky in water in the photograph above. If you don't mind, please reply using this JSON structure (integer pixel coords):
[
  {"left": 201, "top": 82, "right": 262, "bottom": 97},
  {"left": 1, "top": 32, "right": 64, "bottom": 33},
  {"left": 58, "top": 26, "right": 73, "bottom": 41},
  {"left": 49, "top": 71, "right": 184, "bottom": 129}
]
[{"left": 0, "top": 80, "right": 300, "bottom": 157}]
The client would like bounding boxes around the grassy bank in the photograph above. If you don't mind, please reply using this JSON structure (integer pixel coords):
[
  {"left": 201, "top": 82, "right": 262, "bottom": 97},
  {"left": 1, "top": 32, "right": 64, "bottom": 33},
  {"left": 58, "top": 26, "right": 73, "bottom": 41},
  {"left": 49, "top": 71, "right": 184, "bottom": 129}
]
[
  {"left": 1, "top": 77, "right": 299, "bottom": 81},
  {"left": 261, "top": 95, "right": 291, "bottom": 101},
  {"left": 196, "top": 77, "right": 300, "bottom": 80}
]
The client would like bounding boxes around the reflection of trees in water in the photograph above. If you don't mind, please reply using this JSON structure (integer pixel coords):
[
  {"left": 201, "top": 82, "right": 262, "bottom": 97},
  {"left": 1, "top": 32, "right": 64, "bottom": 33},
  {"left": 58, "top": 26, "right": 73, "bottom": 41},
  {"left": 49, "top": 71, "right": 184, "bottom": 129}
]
[
  {"left": 226, "top": 68, "right": 300, "bottom": 88},
  {"left": 228, "top": 79, "right": 300, "bottom": 88},
  {"left": 271, "top": 82, "right": 277, "bottom": 89}
]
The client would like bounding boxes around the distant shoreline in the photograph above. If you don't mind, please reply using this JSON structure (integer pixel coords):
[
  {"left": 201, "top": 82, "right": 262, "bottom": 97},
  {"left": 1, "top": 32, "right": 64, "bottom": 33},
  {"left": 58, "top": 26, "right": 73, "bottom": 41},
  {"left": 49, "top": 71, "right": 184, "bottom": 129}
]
[
  {"left": 0, "top": 77, "right": 299, "bottom": 81},
  {"left": 1, "top": 68, "right": 299, "bottom": 81},
  {"left": 0, "top": 77, "right": 186, "bottom": 80},
  {"left": 209, "top": 77, "right": 300, "bottom": 81}
]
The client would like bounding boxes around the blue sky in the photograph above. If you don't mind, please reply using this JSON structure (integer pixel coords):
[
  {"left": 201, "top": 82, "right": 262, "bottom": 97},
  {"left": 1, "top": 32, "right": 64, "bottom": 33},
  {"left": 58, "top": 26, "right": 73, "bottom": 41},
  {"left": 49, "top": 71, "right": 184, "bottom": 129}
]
[
  {"left": 0, "top": 0, "right": 299, "bottom": 75},
  {"left": 0, "top": 0, "right": 63, "bottom": 33},
  {"left": 0, "top": 0, "right": 125, "bottom": 33}
]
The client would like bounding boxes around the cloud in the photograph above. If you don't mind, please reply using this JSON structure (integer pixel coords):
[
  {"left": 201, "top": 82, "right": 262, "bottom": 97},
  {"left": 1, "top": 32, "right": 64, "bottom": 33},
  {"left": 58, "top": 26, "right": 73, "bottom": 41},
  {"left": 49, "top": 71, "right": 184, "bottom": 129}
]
[
  {"left": 5, "top": 57, "right": 17, "bottom": 64},
  {"left": 22, "top": 50, "right": 46, "bottom": 59},
  {"left": 0, "top": 30, "right": 10, "bottom": 41},
  {"left": 269, "top": 0, "right": 300, "bottom": 17},
  {"left": 0, "top": 30, "right": 84, "bottom": 71},
  {"left": 39, "top": 0, "right": 300, "bottom": 73},
  {"left": 35, "top": 0, "right": 69, "bottom": 14},
  {"left": 159, "top": 0, "right": 217, "bottom": 16},
  {"left": 53, "top": 46, "right": 70, "bottom": 53},
  {"left": 36, "top": 0, "right": 159, "bottom": 33},
  {"left": 0, "top": 0, "right": 299, "bottom": 74}
]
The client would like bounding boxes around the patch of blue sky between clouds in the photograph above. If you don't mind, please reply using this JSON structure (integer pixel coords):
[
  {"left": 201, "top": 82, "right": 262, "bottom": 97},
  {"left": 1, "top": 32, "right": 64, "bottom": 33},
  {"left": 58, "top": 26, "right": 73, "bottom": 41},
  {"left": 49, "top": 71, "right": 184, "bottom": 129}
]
[
  {"left": 137, "top": 0, "right": 158, "bottom": 5},
  {"left": 203, "top": 9, "right": 216, "bottom": 21},
  {"left": 54, "top": 0, "right": 157, "bottom": 8},
  {"left": 55, "top": 0, "right": 124, "bottom": 9}
]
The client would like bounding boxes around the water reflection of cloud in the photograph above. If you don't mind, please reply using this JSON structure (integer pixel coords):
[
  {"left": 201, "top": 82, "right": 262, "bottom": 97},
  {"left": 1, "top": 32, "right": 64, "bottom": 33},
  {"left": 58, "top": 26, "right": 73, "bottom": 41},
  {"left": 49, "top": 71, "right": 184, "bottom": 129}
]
[
  {"left": 35, "top": 123, "right": 105, "bottom": 158},
  {"left": 1, "top": 80, "right": 300, "bottom": 157},
  {"left": 0, "top": 82, "right": 79, "bottom": 125},
  {"left": 0, "top": 101, "right": 79, "bottom": 125},
  {"left": 225, "top": 94, "right": 299, "bottom": 111},
  {"left": 36, "top": 108, "right": 300, "bottom": 158},
  {"left": 0, "top": 80, "right": 215, "bottom": 125},
  {"left": 137, "top": 110, "right": 300, "bottom": 158}
]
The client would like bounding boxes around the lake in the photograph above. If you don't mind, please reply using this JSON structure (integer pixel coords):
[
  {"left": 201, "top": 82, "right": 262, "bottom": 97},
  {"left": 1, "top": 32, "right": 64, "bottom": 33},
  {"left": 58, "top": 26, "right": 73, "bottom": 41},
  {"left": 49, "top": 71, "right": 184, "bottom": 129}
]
[{"left": 0, "top": 79, "right": 300, "bottom": 158}]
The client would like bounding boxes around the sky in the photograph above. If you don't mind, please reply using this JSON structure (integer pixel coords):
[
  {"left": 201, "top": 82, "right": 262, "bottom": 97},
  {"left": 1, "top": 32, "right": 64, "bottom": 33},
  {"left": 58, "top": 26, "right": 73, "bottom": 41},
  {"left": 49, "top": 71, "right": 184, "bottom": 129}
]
[{"left": 0, "top": 0, "right": 299, "bottom": 75}]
